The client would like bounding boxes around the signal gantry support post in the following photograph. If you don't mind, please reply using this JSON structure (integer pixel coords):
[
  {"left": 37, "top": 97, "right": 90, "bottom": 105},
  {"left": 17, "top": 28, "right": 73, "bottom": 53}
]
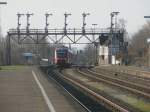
[
  {"left": 56, "top": 13, "right": 72, "bottom": 44},
  {"left": 73, "top": 12, "right": 91, "bottom": 43},
  {"left": 82, "top": 13, "right": 90, "bottom": 35},
  {"left": 26, "top": 13, "right": 34, "bottom": 34},
  {"left": 17, "top": 13, "right": 24, "bottom": 43},
  {"left": 64, "top": 13, "right": 71, "bottom": 35},
  {"left": 45, "top": 13, "right": 52, "bottom": 33},
  {"left": 17, "top": 13, "right": 24, "bottom": 30}
]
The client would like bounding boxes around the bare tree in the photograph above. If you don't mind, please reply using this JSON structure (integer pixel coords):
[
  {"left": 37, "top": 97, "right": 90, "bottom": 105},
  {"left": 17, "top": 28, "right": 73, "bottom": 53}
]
[{"left": 128, "top": 22, "right": 150, "bottom": 66}]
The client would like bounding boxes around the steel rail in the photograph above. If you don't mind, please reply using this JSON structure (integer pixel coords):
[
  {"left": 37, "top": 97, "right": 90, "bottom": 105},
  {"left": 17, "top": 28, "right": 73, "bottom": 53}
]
[
  {"left": 99, "top": 67, "right": 150, "bottom": 81},
  {"left": 77, "top": 68, "right": 150, "bottom": 99},
  {"left": 93, "top": 68, "right": 150, "bottom": 86},
  {"left": 86, "top": 69, "right": 150, "bottom": 94},
  {"left": 58, "top": 71, "right": 129, "bottom": 112},
  {"left": 46, "top": 70, "right": 91, "bottom": 112}
]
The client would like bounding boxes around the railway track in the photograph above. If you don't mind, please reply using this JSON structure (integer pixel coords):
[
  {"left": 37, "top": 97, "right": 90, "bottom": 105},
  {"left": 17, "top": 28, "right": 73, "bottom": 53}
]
[
  {"left": 92, "top": 67, "right": 150, "bottom": 87},
  {"left": 48, "top": 69, "right": 129, "bottom": 112},
  {"left": 87, "top": 69, "right": 150, "bottom": 94},
  {"left": 78, "top": 68, "right": 150, "bottom": 99},
  {"left": 68, "top": 68, "right": 150, "bottom": 112},
  {"left": 40, "top": 67, "right": 92, "bottom": 112},
  {"left": 46, "top": 71, "right": 91, "bottom": 112},
  {"left": 104, "top": 66, "right": 150, "bottom": 79},
  {"left": 40, "top": 66, "right": 150, "bottom": 112}
]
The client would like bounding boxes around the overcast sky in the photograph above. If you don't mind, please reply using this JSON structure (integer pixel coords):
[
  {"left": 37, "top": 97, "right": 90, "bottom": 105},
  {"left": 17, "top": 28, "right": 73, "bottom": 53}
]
[{"left": 1, "top": 0, "right": 150, "bottom": 36}]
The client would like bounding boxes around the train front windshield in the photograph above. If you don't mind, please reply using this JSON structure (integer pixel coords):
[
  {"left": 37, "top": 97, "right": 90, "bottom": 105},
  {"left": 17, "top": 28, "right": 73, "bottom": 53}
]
[{"left": 56, "top": 49, "right": 67, "bottom": 58}]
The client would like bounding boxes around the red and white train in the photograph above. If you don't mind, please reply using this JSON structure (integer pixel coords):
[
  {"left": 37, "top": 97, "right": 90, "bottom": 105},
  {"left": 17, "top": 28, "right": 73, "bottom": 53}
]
[{"left": 54, "top": 47, "right": 73, "bottom": 67}]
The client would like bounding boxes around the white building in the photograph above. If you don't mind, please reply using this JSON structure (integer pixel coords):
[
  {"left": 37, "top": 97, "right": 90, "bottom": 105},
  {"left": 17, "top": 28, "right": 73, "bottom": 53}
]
[
  {"left": 98, "top": 45, "right": 121, "bottom": 65},
  {"left": 98, "top": 45, "right": 109, "bottom": 65}
]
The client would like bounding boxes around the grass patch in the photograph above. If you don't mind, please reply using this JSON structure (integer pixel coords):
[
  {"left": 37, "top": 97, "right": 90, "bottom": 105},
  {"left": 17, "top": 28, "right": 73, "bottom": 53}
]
[
  {"left": 0, "top": 65, "right": 24, "bottom": 71},
  {"left": 120, "top": 95, "right": 150, "bottom": 112}
]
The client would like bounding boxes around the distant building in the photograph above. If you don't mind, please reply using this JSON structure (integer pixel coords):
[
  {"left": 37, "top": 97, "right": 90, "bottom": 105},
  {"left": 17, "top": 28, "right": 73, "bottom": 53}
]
[
  {"left": 98, "top": 31, "right": 125, "bottom": 65},
  {"left": 22, "top": 53, "right": 33, "bottom": 65}
]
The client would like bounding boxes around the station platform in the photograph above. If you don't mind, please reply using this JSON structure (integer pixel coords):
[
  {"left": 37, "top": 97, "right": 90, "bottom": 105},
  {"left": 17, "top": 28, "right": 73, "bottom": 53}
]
[{"left": 0, "top": 66, "right": 86, "bottom": 112}]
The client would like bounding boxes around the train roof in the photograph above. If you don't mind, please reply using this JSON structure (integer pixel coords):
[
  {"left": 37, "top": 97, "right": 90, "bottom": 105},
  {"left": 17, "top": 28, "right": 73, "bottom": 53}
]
[
  {"left": 56, "top": 46, "right": 68, "bottom": 50},
  {"left": 55, "top": 47, "right": 73, "bottom": 53}
]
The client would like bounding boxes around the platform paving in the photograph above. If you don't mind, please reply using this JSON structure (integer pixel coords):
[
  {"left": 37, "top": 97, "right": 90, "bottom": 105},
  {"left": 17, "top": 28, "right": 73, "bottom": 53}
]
[{"left": 0, "top": 66, "right": 86, "bottom": 112}]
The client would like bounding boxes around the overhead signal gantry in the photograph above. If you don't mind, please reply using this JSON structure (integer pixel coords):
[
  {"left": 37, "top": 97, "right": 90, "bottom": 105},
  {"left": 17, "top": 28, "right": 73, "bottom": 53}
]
[
  {"left": 6, "top": 12, "right": 124, "bottom": 65},
  {"left": 8, "top": 12, "right": 122, "bottom": 45}
]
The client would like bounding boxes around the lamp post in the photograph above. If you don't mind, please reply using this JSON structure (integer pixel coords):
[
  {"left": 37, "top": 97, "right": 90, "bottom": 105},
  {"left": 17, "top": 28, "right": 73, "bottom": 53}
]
[
  {"left": 0, "top": 1, "right": 7, "bottom": 38},
  {"left": 92, "top": 24, "right": 97, "bottom": 40},
  {"left": 0, "top": 2, "right": 7, "bottom": 4},
  {"left": 92, "top": 24, "right": 97, "bottom": 30},
  {"left": 110, "top": 11, "right": 120, "bottom": 64},
  {"left": 92, "top": 24, "right": 98, "bottom": 65},
  {"left": 0, "top": 2, "right": 7, "bottom": 64},
  {"left": 144, "top": 16, "right": 150, "bottom": 18},
  {"left": 147, "top": 39, "right": 150, "bottom": 67},
  {"left": 144, "top": 16, "right": 150, "bottom": 67}
]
